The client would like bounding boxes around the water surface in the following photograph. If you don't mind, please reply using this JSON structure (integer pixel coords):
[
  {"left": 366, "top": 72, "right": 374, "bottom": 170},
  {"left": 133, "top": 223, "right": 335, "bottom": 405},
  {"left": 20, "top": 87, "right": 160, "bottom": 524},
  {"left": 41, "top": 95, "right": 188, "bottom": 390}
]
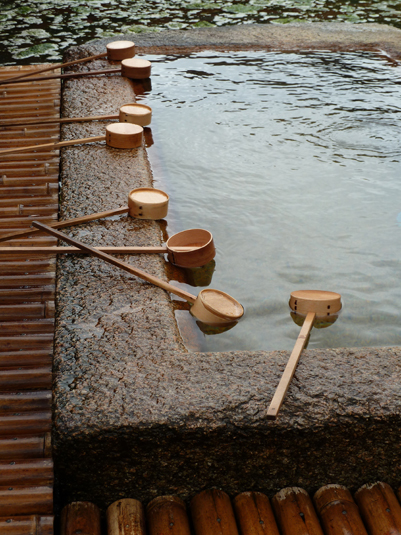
[{"left": 142, "top": 51, "right": 401, "bottom": 352}]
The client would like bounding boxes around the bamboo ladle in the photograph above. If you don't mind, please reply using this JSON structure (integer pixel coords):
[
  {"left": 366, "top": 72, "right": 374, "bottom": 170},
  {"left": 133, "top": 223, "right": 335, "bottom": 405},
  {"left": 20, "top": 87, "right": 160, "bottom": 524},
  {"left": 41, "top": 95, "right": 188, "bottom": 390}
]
[
  {"left": 0, "top": 103, "right": 152, "bottom": 128},
  {"left": 0, "top": 122, "right": 144, "bottom": 156},
  {"left": 0, "top": 41, "right": 136, "bottom": 85},
  {"left": 0, "top": 187, "right": 169, "bottom": 243},
  {"left": 0, "top": 229, "right": 216, "bottom": 268},
  {"left": 266, "top": 290, "right": 342, "bottom": 420},
  {"left": 0, "top": 58, "right": 151, "bottom": 86},
  {"left": 32, "top": 222, "right": 244, "bottom": 326}
]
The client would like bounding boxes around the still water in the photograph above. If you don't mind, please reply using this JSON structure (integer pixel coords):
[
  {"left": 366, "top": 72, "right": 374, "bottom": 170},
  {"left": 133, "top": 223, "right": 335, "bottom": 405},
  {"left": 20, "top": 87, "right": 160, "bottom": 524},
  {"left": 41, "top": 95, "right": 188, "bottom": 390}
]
[
  {"left": 1, "top": 0, "right": 401, "bottom": 65},
  {"left": 142, "top": 50, "right": 401, "bottom": 352}
]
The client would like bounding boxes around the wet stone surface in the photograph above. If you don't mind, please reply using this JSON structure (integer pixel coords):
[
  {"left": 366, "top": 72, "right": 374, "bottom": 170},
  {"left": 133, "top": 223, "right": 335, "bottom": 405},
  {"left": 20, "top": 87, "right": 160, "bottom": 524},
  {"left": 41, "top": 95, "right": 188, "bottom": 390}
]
[{"left": 55, "top": 24, "right": 401, "bottom": 510}]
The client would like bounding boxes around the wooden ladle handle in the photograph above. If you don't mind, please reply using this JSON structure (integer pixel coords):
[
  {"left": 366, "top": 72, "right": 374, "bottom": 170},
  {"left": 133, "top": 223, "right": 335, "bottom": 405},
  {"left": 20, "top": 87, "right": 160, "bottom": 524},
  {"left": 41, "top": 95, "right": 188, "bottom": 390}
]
[
  {"left": 0, "top": 68, "right": 120, "bottom": 85},
  {"left": 266, "top": 311, "right": 316, "bottom": 420},
  {"left": 0, "top": 246, "right": 168, "bottom": 255},
  {"left": 0, "top": 135, "right": 106, "bottom": 157},
  {"left": 0, "top": 114, "right": 119, "bottom": 128},
  {"left": 0, "top": 52, "right": 108, "bottom": 85},
  {"left": 32, "top": 222, "right": 197, "bottom": 304},
  {"left": 0, "top": 206, "right": 129, "bottom": 244}
]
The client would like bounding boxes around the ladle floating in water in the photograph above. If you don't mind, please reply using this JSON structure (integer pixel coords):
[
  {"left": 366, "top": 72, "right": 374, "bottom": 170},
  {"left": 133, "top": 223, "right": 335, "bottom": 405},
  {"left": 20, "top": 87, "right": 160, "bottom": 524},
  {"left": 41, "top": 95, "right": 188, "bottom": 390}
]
[
  {"left": 0, "top": 58, "right": 152, "bottom": 86},
  {"left": 0, "top": 123, "right": 144, "bottom": 156},
  {"left": 32, "top": 222, "right": 243, "bottom": 326},
  {"left": 0, "top": 103, "right": 152, "bottom": 128},
  {"left": 0, "top": 41, "right": 136, "bottom": 85},
  {"left": 0, "top": 188, "right": 169, "bottom": 243},
  {"left": 0, "top": 229, "right": 216, "bottom": 268},
  {"left": 266, "top": 290, "right": 342, "bottom": 421}
]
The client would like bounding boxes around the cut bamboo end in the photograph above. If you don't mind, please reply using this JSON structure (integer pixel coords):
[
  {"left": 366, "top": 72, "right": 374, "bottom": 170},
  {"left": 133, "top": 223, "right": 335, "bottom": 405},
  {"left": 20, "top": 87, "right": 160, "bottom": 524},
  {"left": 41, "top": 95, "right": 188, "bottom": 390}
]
[
  {"left": 107, "top": 498, "right": 145, "bottom": 535},
  {"left": 121, "top": 58, "right": 152, "bottom": 79},
  {"left": 119, "top": 103, "right": 152, "bottom": 126},
  {"left": 314, "top": 485, "right": 368, "bottom": 535},
  {"left": 107, "top": 40, "right": 135, "bottom": 61},
  {"left": 314, "top": 485, "right": 354, "bottom": 510},
  {"left": 233, "top": 491, "right": 280, "bottom": 535},
  {"left": 191, "top": 489, "right": 239, "bottom": 535},
  {"left": 355, "top": 482, "right": 401, "bottom": 535},
  {"left": 106, "top": 123, "right": 143, "bottom": 149},
  {"left": 147, "top": 496, "right": 191, "bottom": 535},
  {"left": 272, "top": 487, "right": 324, "bottom": 535},
  {"left": 128, "top": 187, "right": 169, "bottom": 219},
  {"left": 61, "top": 502, "right": 101, "bottom": 535}
]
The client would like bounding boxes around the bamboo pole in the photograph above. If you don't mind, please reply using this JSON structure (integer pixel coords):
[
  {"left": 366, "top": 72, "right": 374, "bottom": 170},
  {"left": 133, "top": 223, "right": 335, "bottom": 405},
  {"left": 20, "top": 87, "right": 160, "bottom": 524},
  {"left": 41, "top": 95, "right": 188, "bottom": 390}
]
[
  {"left": 0, "top": 113, "right": 118, "bottom": 128},
  {"left": 233, "top": 492, "right": 280, "bottom": 535},
  {"left": 0, "top": 350, "right": 52, "bottom": 368},
  {"left": 0, "top": 412, "right": 51, "bottom": 436},
  {"left": 0, "top": 515, "right": 53, "bottom": 534},
  {"left": 61, "top": 502, "right": 101, "bottom": 535},
  {"left": 191, "top": 489, "right": 239, "bottom": 535},
  {"left": 0, "top": 68, "right": 120, "bottom": 86},
  {"left": 0, "top": 53, "right": 107, "bottom": 85},
  {"left": 0, "top": 459, "right": 53, "bottom": 486},
  {"left": 0, "top": 67, "right": 119, "bottom": 86},
  {"left": 314, "top": 485, "right": 368, "bottom": 535},
  {"left": 107, "top": 498, "right": 146, "bottom": 535},
  {"left": 0, "top": 436, "right": 48, "bottom": 460},
  {"left": 0, "top": 206, "right": 129, "bottom": 243},
  {"left": 0, "top": 367, "right": 52, "bottom": 390},
  {"left": 0, "top": 391, "right": 51, "bottom": 413},
  {"left": 0, "top": 135, "right": 106, "bottom": 157},
  {"left": 272, "top": 488, "right": 324, "bottom": 535},
  {"left": 356, "top": 482, "right": 401, "bottom": 535},
  {"left": 0, "top": 486, "right": 53, "bottom": 516},
  {"left": 147, "top": 496, "right": 191, "bottom": 535}
]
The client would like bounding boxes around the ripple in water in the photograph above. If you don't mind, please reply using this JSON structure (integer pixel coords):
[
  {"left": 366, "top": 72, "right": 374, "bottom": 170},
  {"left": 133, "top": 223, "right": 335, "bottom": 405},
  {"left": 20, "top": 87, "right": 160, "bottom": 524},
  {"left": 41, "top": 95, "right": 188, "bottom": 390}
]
[{"left": 143, "top": 51, "right": 401, "bottom": 352}]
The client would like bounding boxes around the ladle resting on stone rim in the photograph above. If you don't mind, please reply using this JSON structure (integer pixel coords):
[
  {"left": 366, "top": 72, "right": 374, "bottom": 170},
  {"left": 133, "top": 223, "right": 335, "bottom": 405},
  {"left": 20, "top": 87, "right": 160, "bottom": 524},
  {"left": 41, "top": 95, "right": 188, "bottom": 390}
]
[
  {"left": 266, "top": 290, "right": 342, "bottom": 420},
  {"left": 32, "top": 222, "right": 244, "bottom": 327},
  {"left": 0, "top": 40, "right": 136, "bottom": 85}
]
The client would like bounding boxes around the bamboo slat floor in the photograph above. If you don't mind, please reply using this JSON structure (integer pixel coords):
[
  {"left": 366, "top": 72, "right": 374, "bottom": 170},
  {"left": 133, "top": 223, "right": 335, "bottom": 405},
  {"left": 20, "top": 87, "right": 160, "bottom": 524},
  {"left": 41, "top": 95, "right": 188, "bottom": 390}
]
[
  {"left": 0, "top": 65, "right": 59, "bottom": 533},
  {"left": 61, "top": 482, "right": 401, "bottom": 535}
]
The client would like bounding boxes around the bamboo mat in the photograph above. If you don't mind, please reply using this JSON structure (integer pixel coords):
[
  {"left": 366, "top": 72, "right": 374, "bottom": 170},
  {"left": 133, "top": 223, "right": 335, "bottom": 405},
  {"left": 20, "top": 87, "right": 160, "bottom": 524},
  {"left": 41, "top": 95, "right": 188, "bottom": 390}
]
[{"left": 0, "top": 65, "right": 58, "bottom": 533}]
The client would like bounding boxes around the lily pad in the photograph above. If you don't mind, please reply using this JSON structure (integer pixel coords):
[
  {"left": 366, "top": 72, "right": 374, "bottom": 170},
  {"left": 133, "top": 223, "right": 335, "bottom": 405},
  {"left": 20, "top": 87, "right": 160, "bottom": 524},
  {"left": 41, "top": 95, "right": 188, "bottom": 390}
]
[
  {"left": 223, "top": 3, "right": 260, "bottom": 13},
  {"left": 194, "top": 20, "right": 215, "bottom": 26}
]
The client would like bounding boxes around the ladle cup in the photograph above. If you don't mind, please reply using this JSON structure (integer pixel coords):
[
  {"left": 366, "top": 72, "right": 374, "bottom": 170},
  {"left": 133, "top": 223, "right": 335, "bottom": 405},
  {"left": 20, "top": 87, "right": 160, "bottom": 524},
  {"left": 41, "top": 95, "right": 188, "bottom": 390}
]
[
  {"left": 0, "top": 40, "right": 136, "bottom": 85},
  {"left": 0, "top": 188, "right": 168, "bottom": 244},
  {"left": 32, "top": 222, "right": 244, "bottom": 327},
  {"left": 0, "top": 123, "right": 144, "bottom": 157},
  {"left": 266, "top": 290, "right": 342, "bottom": 420},
  {"left": 0, "top": 103, "right": 152, "bottom": 129},
  {"left": 0, "top": 229, "right": 216, "bottom": 269},
  {"left": 0, "top": 58, "right": 152, "bottom": 86}
]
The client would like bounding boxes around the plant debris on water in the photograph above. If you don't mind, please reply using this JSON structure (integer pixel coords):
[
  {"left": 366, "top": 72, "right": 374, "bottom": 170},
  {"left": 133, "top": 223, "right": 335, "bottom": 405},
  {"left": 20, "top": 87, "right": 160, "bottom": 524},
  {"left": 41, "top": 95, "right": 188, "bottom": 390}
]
[{"left": 1, "top": 0, "right": 401, "bottom": 64}]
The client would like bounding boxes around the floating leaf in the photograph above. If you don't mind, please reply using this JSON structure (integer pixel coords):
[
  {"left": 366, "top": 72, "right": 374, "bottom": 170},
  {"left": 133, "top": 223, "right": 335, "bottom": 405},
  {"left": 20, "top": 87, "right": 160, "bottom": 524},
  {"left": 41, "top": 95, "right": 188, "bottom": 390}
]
[
  {"left": 223, "top": 3, "right": 259, "bottom": 13},
  {"left": 194, "top": 20, "right": 215, "bottom": 26}
]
